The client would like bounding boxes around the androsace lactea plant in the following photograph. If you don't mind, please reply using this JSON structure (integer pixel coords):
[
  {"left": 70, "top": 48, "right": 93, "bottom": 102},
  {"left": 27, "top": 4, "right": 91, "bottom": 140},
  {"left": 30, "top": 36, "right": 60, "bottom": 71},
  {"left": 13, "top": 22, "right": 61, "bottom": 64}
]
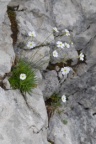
[{"left": 9, "top": 27, "right": 85, "bottom": 104}]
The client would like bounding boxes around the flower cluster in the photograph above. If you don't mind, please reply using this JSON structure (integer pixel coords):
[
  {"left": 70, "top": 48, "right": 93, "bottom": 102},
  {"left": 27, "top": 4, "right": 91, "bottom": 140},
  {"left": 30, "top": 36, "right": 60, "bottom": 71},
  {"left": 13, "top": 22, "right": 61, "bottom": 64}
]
[
  {"left": 52, "top": 28, "right": 85, "bottom": 78},
  {"left": 52, "top": 28, "right": 71, "bottom": 61},
  {"left": 27, "top": 31, "right": 36, "bottom": 49},
  {"left": 9, "top": 27, "right": 85, "bottom": 99},
  {"left": 52, "top": 28, "right": 72, "bottom": 76},
  {"left": 56, "top": 41, "right": 70, "bottom": 49}
]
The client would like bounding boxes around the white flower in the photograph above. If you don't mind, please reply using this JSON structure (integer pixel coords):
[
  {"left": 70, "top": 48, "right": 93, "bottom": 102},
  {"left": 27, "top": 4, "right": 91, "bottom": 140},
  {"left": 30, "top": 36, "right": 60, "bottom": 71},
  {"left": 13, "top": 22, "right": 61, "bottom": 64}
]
[
  {"left": 71, "top": 42, "right": 73, "bottom": 45},
  {"left": 27, "top": 41, "right": 36, "bottom": 49},
  {"left": 65, "top": 29, "right": 70, "bottom": 36},
  {"left": 61, "top": 95, "right": 66, "bottom": 103},
  {"left": 56, "top": 41, "right": 65, "bottom": 49},
  {"left": 79, "top": 53, "right": 84, "bottom": 61},
  {"left": 61, "top": 67, "right": 71, "bottom": 75},
  {"left": 28, "top": 31, "right": 36, "bottom": 37},
  {"left": 64, "top": 42, "right": 70, "bottom": 48},
  {"left": 53, "top": 27, "right": 59, "bottom": 33},
  {"left": 53, "top": 50, "right": 58, "bottom": 57},
  {"left": 20, "top": 73, "right": 26, "bottom": 80}
]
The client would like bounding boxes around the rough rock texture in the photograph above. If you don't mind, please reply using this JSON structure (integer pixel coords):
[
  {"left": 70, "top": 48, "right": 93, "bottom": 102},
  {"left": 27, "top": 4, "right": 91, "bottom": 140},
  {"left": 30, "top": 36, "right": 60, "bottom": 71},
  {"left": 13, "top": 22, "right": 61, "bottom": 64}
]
[
  {"left": 42, "top": 70, "right": 60, "bottom": 99},
  {"left": 50, "top": 44, "right": 78, "bottom": 65},
  {"left": 0, "top": 14, "right": 15, "bottom": 78},
  {"left": 0, "top": 0, "right": 96, "bottom": 144},
  {"left": 0, "top": 0, "right": 49, "bottom": 143},
  {"left": 0, "top": 0, "right": 11, "bottom": 29},
  {"left": 20, "top": 46, "right": 50, "bottom": 70},
  {"left": 0, "top": 87, "right": 48, "bottom": 144},
  {"left": 48, "top": 62, "right": 96, "bottom": 144}
]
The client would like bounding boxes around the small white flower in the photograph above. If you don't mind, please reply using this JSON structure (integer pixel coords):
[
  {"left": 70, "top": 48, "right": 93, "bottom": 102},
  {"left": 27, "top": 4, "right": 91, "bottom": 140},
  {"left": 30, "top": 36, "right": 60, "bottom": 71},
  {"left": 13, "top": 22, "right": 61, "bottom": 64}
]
[
  {"left": 64, "top": 42, "right": 70, "bottom": 48},
  {"left": 56, "top": 41, "right": 65, "bottom": 49},
  {"left": 53, "top": 50, "right": 58, "bottom": 57},
  {"left": 79, "top": 53, "right": 84, "bottom": 61},
  {"left": 28, "top": 31, "right": 36, "bottom": 37},
  {"left": 62, "top": 95, "right": 66, "bottom": 103},
  {"left": 61, "top": 67, "right": 71, "bottom": 75},
  {"left": 65, "top": 29, "right": 70, "bottom": 36},
  {"left": 20, "top": 73, "right": 26, "bottom": 80},
  {"left": 27, "top": 41, "right": 36, "bottom": 49},
  {"left": 71, "top": 42, "right": 74, "bottom": 45},
  {"left": 53, "top": 27, "right": 59, "bottom": 33}
]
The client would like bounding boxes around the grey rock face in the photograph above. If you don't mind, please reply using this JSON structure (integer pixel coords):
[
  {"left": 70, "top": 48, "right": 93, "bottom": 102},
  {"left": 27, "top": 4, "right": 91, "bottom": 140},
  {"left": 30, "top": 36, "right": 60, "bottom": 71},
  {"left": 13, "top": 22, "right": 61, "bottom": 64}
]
[
  {"left": 80, "top": 0, "right": 96, "bottom": 18},
  {"left": 48, "top": 63, "right": 96, "bottom": 144},
  {"left": 0, "top": 1, "right": 49, "bottom": 144},
  {"left": 48, "top": 26, "right": 96, "bottom": 143},
  {"left": 0, "top": 0, "right": 11, "bottom": 28},
  {"left": 53, "top": 0, "right": 82, "bottom": 28},
  {"left": 0, "top": 0, "right": 96, "bottom": 144},
  {"left": 0, "top": 87, "right": 48, "bottom": 144},
  {"left": 20, "top": 46, "right": 50, "bottom": 70},
  {"left": 0, "top": 14, "right": 15, "bottom": 77},
  {"left": 51, "top": 45, "right": 78, "bottom": 65},
  {"left": 13, "top": 0, "right": 54, "bottom": 44},
  {"left": 42, "top": 70, "right": 60, "bottom": 99}
]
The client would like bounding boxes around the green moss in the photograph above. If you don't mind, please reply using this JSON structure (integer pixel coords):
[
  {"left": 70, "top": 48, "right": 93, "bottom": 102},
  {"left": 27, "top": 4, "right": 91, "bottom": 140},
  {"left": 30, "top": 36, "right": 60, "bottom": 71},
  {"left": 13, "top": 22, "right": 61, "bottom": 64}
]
[
  {"left": 62, "top": 119, "right": 68, "bottom": 125},
  {"left": 46, "top": 93, "right": 61, "bottom": 108}
]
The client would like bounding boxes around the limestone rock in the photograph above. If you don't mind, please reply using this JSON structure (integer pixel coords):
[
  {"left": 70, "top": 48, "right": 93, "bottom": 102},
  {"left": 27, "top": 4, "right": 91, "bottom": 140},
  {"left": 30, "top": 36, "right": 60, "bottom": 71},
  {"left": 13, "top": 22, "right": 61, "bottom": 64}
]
[
  {"left": 1, "top": 0, "right": 96, "bottom": 144},
  {"left": 0, "top": 13, "right": 15, "bottom": 77},
  {"left": 48, "top": 63, "right": 96, "bottom": 144},
  {"left": 13, "top": 0, "right": 54, "bottom": 45},
  {"left": 0, "top": 0, "right": 11, "bottom": 29},
  {"left": 50, "top": 45, "right": 78, "bottom": 65},
  {"left": 53, "top": 0, "right": 82, "bottom": 28},
  {"left": 42, "top": 70, "right": 60, "bottom": 99},
  {"left": 0, "top": 87, "right": 49, "bottom": 144},
  {"left": 20, "top": 46, "right": 50, "bottom": 70}
]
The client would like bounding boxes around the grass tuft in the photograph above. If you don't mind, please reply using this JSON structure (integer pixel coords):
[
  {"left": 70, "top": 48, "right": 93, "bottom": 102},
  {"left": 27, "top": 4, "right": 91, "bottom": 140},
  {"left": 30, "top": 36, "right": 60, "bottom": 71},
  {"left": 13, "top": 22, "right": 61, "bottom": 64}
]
[{"left": 9, "top": 59, "right": 37, "bottom": 94}]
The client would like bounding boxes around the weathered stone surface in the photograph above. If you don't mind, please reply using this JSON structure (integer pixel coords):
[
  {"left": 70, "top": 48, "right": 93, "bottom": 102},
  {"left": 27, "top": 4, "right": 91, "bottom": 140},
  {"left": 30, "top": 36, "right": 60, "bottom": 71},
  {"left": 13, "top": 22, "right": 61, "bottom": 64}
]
[
  {"left": 53, "top": 0, "right": 82, "bottom": 28},
  {"left": 19, "top": 46, "right": 50, "bottom": 70},
  {"left": 3, "top": 77, "right": 11, "bottom": 90},
  {"left": 0, "top": 50, "right": 12, "bottom": 77},
  {"left": 0, "top": 14, "right": 15, "bottom": 77},
  {"left": 1, "top": 0, "right": 96, "bottom": 144},
  {"left": 42, "top": 70, "right": 60, "bottom": 99},
  {"left": 80, "top": 0, "right": 96, "bottom": 18},
  {"left": 50, "top": 45, "right": 78, "bottom": 65},
  {"left": 48, "top": 114, "right": 73, "bottom": 144},
  {"left": 11, "top": 0, "right": 54, "bottom": 45},
  {"left": 0, "top": 1, "right": 11, "bottom": 28},
  {"left": 48, "top": 63, "right": 96, "bottom": 144},
  {"left": 0, "top": 87, "right": 48, "bottom": 144}
]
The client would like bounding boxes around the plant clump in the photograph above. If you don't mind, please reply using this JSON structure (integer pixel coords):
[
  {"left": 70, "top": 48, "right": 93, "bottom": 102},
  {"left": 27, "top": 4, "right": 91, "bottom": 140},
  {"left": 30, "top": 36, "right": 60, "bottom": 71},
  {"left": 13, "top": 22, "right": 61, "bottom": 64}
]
[{"left": 9, "top": 59, "right": 37, "bottom": 94}]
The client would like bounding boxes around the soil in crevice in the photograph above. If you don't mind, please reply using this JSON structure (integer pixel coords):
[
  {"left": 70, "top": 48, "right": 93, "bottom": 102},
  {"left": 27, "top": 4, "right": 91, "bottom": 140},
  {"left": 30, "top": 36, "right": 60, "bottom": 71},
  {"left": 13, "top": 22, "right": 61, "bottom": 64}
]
[{"left": 7, "top": 6, "right": 19, "bottom": 46}]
